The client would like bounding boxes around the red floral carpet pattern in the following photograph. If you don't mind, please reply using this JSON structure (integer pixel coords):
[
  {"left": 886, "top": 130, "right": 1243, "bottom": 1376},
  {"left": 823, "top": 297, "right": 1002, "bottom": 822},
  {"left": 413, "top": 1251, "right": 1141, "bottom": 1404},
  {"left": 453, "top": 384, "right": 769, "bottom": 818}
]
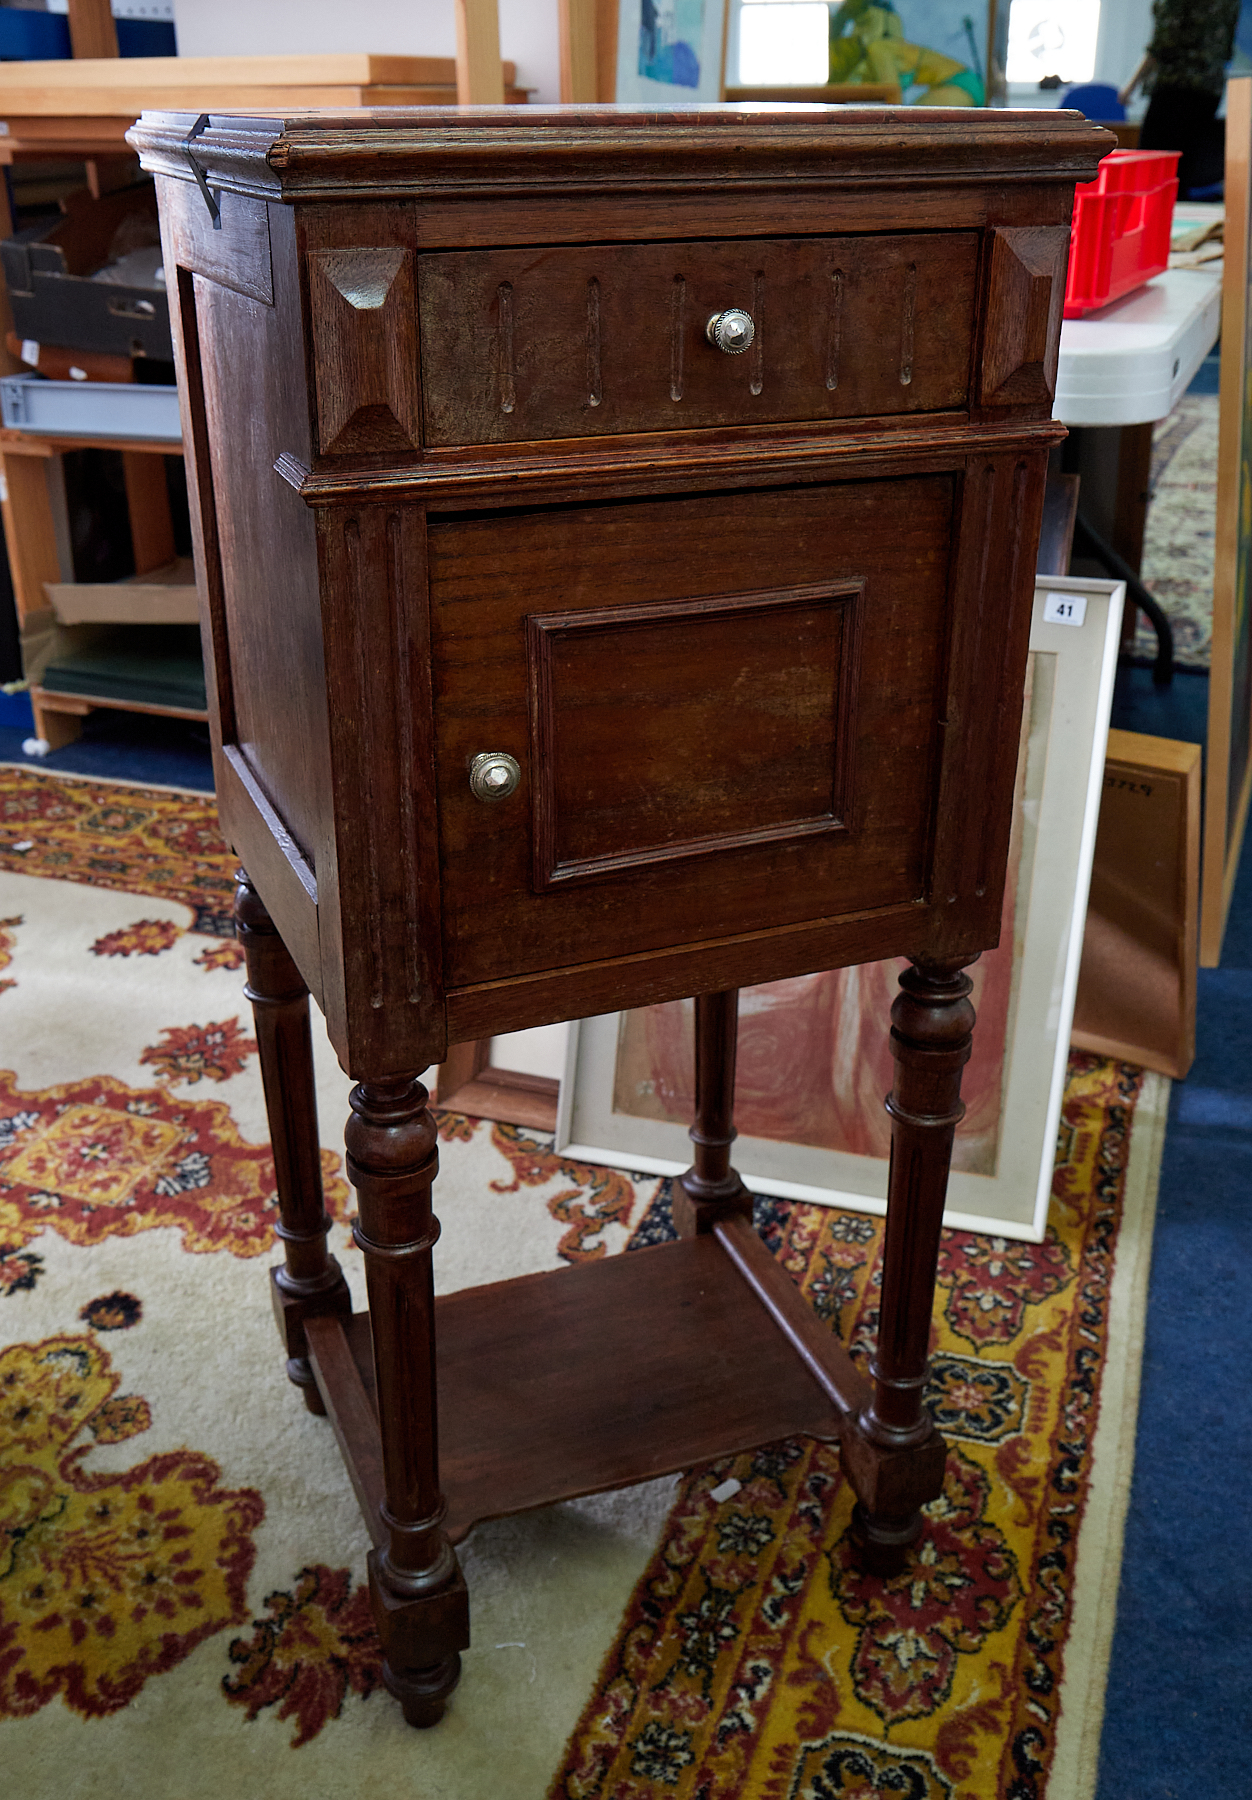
[
  {"left": 90, "top": 918, "right": 183, "bottom": 959},
  {"left": 0, "top": 768, "right": 237, "bottom": 936},
  {"left": 223, "top": 1564, "right": 382, "bottom": 1745},
  {"left": 0, "top": 1068, "right": 348, "bottom": 1257},
  {"left": 550, "top": 1055, "right": 1144, "bottom": 1800},
  {"left": 487, "top": 1123, "right": 639, "bottom": 1261},
  {"left": 0, "top": 914, "right": 20, "bottom": 995},
  {"left": 0, "top": 1331, "right": 263, "bottom": 1719},
  {"left": 139, "top": 1020, "right": 258, "bottom": 1086},
  {"left": 194, "top": 940, "right": 245, "bottom": 973}
]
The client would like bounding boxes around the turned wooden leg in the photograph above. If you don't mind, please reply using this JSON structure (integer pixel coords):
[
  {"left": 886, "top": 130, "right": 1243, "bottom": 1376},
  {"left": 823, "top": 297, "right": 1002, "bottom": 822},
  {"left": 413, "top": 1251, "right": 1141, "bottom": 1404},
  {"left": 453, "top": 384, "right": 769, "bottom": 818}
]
[
  {"left": 673, "top": 989, "right": 755, "bottom": 1237},
  {"left": 235, "top": 872, "right": 351, "bottom": 1414},
  {"left": 346, "top": 1077, "right": 469, "bottom": 1728},
  {"left": 842, "top": 957, "right": 975, "bottom": 1570}
]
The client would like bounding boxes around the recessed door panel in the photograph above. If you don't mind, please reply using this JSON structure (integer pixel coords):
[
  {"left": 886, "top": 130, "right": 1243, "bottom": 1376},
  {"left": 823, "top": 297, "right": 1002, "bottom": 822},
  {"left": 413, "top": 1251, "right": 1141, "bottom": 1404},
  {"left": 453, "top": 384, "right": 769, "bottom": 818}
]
[{"left": 528, "top": 581, "right": 862, "bottom": 888}]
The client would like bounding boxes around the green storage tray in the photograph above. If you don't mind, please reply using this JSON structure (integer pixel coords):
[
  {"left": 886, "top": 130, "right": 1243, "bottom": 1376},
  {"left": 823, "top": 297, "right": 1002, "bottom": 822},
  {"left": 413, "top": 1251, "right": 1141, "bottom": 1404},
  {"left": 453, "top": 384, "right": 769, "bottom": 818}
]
[{"left": 41, "top": 625, "right": 206, "bottom": 712}]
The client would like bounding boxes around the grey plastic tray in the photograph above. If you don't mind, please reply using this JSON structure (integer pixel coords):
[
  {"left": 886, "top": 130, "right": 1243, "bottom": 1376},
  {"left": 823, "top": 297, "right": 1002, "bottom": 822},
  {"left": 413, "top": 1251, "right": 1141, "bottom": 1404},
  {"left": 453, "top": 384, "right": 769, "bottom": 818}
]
[{"left": 0, "top": 375, "right": 181, "bottom": 442}]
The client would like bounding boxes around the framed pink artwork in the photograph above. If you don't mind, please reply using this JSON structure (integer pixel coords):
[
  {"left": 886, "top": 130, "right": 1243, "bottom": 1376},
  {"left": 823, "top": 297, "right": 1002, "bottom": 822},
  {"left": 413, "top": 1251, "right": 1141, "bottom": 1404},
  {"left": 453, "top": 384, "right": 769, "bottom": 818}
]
[{"left": 556, "top": 577, "right": 1124, "bottom": 1240}]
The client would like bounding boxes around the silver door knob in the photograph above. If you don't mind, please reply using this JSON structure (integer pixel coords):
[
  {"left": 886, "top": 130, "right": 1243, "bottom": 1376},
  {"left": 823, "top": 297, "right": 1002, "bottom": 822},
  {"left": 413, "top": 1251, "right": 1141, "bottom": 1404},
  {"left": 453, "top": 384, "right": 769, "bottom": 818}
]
[
  {"left": 469, "top": 751, "right": 521, "bottom": 802},
  {"left": 706, "top": 309, "right": 755, "bottom": 354}
]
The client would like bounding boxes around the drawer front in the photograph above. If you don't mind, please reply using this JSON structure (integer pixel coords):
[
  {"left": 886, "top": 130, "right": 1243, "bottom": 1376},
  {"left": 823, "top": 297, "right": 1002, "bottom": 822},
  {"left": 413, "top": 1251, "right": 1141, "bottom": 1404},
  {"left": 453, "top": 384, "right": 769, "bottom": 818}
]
[
  {"left": 418, "top": 234, "right": 979, "bottom": 447},
  {"left": 431, "top": 475, "right": 955, "bottom": 987}
]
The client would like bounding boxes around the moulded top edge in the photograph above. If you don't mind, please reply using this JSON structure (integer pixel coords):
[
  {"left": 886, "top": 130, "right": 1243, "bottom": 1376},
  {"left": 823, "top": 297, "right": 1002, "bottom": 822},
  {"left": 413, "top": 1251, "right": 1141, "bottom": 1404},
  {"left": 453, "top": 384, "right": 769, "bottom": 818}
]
[{"left": 126, "top": 105, "right": 1114, "bottom": 201}]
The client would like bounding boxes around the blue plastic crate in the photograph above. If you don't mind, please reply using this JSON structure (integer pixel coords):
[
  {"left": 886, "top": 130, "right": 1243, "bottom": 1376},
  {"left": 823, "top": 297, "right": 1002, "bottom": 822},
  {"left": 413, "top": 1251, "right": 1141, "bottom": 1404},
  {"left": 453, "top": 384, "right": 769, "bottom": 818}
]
[{"left": 0, "top": 14, "right": 176, "bottom": 61}]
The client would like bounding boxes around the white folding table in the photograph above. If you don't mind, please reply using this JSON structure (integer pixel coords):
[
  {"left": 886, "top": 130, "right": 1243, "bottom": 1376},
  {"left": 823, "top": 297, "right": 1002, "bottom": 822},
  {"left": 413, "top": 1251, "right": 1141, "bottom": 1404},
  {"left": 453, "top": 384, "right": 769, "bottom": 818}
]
[
  {"left": 1051, "top": 258, "right": 1223, "bottom": 679},
  {"left": 1054, "top": 266, "right": 1223, "bottom": 428}
]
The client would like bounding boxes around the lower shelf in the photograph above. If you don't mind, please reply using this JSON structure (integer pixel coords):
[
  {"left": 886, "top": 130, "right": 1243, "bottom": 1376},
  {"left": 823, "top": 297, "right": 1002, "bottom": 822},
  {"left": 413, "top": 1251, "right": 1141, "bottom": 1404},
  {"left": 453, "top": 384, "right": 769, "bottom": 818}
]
[
  {"left": 29, "top": 682, "right": 209, "bottom": 752},
  {"left": 308, "top": 1233, "right": 844, "bottom": 1544}
]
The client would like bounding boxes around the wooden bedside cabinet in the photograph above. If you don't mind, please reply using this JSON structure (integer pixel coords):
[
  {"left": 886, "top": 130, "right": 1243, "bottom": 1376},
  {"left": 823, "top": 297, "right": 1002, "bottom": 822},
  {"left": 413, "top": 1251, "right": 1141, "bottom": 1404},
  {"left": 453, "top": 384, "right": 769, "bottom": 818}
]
[{"left": 129, "top": 104, "right": 1110, "bottom": 1729}]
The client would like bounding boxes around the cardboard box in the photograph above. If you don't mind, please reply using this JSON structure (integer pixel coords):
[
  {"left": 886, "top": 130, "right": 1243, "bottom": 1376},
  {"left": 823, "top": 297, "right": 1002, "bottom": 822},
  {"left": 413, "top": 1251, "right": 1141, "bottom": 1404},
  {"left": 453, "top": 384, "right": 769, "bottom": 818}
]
[
  {"left": 1071, "top": 729, "right": 1201, "bottom": 1079},
  {"left": 43, "top": 555, "right": 197, "bottom": 626}
]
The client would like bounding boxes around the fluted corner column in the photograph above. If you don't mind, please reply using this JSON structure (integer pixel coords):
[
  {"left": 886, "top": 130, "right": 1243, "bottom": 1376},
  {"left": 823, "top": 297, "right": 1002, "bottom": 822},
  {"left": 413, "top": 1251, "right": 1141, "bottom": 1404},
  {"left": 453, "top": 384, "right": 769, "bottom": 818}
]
[
  {"left": 346, "top": 1075, "right": 468, "bottom": 1727},
  {"left": 843, "top": 956, "right": 976, "bottom": 1569},
  {"left": 234, "top": 870, "right": 351, "bottom": 1413}
]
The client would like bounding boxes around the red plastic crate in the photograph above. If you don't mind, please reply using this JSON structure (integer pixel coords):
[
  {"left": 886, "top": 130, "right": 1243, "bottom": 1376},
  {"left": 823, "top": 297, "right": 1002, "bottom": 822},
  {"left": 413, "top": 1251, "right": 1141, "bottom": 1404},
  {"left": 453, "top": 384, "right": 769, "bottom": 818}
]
[{"left": 1063, "top": 148, "right": 1180, "bottom": 318}]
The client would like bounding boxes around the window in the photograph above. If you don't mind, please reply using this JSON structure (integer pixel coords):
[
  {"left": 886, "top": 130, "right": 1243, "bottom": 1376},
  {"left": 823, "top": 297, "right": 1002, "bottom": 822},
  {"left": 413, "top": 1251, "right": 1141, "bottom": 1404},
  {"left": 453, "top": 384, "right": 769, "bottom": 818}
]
[
  {"left": 736, "top": 0, "right": 830, "bottom": 86},
  {"left": 1005, "top": 0, "right": 1100, "bottom": 85}
]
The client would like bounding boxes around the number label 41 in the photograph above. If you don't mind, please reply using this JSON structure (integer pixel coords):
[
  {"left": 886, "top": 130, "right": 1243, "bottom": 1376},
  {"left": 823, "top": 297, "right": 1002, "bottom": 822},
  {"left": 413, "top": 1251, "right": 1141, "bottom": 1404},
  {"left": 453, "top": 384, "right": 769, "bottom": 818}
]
[{"left": 1042, "top": 591, "right": 1088, "bottom": 628}]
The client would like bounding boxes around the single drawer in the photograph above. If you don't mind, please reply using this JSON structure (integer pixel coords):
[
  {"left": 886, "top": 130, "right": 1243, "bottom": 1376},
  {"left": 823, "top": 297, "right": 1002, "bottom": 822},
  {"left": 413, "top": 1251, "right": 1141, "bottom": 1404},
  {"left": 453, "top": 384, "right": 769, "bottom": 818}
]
[{"left": 418, "top": 233, "right": 979, "bottom": 447}]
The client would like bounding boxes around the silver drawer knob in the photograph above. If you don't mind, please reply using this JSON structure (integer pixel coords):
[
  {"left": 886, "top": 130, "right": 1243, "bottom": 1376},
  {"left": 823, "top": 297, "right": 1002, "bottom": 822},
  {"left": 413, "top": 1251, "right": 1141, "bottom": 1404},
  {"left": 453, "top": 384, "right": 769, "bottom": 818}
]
[
  {"left": 469, "top": 750, "right": 521, "bottom": 802},
  {"left": 706, "top": 308, "right": 755, "bottom": 355}
]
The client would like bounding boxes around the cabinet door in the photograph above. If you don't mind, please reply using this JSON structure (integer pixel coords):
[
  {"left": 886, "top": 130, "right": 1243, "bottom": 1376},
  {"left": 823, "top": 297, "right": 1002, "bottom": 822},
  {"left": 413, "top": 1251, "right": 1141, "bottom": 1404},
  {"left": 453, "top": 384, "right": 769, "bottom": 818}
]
[{"left": 431, "top": 475, "right": 955, "bottom": 987}]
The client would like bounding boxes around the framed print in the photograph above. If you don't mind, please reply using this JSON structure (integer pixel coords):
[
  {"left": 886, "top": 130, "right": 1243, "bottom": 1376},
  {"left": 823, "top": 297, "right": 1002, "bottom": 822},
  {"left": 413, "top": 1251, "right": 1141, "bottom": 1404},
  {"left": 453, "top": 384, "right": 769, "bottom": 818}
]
[
  {"left": 825, "top": 0, "right": 990, "bottom": 103},
  {"left": 556, "top": 576, "right": 1124, "bottom": 1243},
  {"left": 1203, "top": 74, "right": 1252, "bottom": 963},
  {"left": 616, "top": 0, "right": 729, "bottom": 102},
  {"left": 727, "top": 0, "right": 994, "bottom": 103}
]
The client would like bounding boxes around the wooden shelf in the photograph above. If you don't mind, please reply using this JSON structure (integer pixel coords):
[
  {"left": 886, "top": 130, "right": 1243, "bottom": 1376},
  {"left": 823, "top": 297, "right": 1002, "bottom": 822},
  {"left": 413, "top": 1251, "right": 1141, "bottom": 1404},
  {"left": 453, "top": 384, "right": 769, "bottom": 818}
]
[
  {"left": 30, "top": 683, "right": 206, "bottom": 722},
  {"left": 308, "top": 1233, "right": 844, "bottom": 1543}
]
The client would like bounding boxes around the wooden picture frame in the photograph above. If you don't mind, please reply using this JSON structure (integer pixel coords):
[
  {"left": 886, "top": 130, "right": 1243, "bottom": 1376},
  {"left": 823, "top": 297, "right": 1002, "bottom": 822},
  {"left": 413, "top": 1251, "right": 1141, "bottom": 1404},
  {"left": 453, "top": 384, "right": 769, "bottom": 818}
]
[
  {"left": 613, "top": 0, "right": 729, "bottom": 103},
  {"left": 559, "top": 0, "right": 621, "bottom": 101},
  {"left": 555, "top": 577, "right": 1124, "bottom": 1242},
  {"left": 1203, "top": 74, "right": 1252, "bottom": 963},
  {"left": 433, "top": 1039, "right": 560, "bottom": 1133},
  {"left": 578, "top": 0, "right": 996, "bottom": 107},
  {"left": 1071, "top": 729, "right": 1200, "bottom": 1080}
]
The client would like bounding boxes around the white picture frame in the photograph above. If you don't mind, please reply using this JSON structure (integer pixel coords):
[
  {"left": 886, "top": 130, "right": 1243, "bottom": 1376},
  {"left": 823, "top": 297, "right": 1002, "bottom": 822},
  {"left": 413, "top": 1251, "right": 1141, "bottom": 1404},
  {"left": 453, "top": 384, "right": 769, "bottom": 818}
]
[
  {"left": 616, "top": 0, "right": 729, "bottom": 104},
  {"left": 556, "top": 576, "right": 1124, "bottom": 1243}
]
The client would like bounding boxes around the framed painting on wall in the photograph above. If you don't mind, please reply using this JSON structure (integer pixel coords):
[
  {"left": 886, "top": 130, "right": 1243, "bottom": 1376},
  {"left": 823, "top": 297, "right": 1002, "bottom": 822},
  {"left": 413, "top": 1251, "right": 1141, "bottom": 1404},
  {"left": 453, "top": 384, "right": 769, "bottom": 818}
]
[
  {"left": 615, "top": 0, "right": 729, "bottom": 102},
  {"left": 1203, "top": 74, "right": 1252, "bottom": 963},
  {"left": 556, "top": 576, "right": 1124, "bottom": 1243},
  {"left": 726, "top": 0, "right": 996, "bottom": 102},
  {"left": 824, "top": 0, "right": 991, "bottom": 103}
]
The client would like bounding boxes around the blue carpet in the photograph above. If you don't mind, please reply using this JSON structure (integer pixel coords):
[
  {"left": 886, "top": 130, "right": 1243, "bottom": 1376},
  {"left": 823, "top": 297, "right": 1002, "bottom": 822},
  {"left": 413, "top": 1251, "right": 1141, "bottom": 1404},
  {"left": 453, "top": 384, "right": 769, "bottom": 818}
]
[
  {"left": 1108, "top": 663, "right": 1208, "bottom": 745},
  {"left": 0, "top": 692, "right": 214, "bottom": 793},
  {"left": 1096, "top": 738, "right": 1252, "bottom": 1796}
]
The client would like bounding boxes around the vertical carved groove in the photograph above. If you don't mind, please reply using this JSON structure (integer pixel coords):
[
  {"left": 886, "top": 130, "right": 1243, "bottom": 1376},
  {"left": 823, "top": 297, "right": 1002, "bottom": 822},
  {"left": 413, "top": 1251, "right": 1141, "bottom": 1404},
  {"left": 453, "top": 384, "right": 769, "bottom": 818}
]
[
  {"left": 750, "top": 271, "right": 764, "bottom": 396},
  {"left": 497, "top": 281, "right": 515, "bottom": 414},
  {"left": 953, "top": 465, "right": 997, "bottom": 903},
  {"left": 826, "top": 267, "right": 844, "bottom": 391},
  {"left": 586, "top": 277, "right": 602, "bottom": 407},
  {"left": 899, "top": 262, "right": 917, "bottom": 386},
  {"left": 978, "top": 460, "right": 1031, "bottom": 898},
  {"left": 345, "top": 517, "right": 384, "bottom": 1007},
  {"left": 387, "top": 512, "right": 422, "bottom": 1003},
  {"left": 670, "top": 275, "right": 686, "bottom": 402}
]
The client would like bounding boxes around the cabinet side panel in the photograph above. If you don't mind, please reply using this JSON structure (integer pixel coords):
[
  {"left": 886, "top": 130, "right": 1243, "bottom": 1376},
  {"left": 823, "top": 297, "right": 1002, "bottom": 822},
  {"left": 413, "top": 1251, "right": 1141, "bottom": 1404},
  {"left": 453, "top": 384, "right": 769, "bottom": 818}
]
[
  {"left": 189, "top": 214, "right": 337, "bottom": 901},
  {"left": 159, "top": 183, "right": 234, "bottom": 784}
]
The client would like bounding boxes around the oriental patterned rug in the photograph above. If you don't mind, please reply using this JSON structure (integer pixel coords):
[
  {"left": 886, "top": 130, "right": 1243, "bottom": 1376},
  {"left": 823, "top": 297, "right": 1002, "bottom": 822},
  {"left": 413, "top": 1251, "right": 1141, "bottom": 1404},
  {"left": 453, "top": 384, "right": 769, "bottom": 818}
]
[
  {"left": 0, "top": 766, "right": 1168, "bottom": 1800},
  {"left": 1131, "top": 389, "right": 1218, "bottom": 671}
]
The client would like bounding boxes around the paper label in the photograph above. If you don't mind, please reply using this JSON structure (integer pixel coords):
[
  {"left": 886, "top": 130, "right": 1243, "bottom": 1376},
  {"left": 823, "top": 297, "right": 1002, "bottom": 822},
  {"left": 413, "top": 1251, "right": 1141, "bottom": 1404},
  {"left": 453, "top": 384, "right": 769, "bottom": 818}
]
[{"left": 1043, "top": 591, "right": 1088, "bottom": 628}]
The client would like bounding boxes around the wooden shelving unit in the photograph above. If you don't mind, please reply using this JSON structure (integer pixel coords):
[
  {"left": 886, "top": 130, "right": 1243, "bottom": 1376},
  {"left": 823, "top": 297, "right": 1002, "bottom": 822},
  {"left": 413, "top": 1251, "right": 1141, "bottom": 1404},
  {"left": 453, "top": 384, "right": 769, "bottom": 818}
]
[
  {"left": 0, "top": 421, "right": 191, "bottom": 746},
  {"left": 0, "top": 12, "right": 519, "bottom": 745}
]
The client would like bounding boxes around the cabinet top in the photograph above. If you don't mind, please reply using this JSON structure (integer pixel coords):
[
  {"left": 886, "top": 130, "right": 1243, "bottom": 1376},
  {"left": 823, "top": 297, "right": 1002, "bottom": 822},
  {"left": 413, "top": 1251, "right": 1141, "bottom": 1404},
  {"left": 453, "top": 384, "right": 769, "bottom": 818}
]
[{"left": 128, "top": 104, "right": 1113, "bottom": 205}]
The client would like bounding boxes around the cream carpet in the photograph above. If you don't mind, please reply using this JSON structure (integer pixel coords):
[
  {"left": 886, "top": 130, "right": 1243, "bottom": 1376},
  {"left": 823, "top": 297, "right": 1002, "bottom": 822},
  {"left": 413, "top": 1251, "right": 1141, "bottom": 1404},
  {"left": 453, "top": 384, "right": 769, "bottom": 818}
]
[{"left": 0, "top": 771, "right": 1167, "bottom": 1798}]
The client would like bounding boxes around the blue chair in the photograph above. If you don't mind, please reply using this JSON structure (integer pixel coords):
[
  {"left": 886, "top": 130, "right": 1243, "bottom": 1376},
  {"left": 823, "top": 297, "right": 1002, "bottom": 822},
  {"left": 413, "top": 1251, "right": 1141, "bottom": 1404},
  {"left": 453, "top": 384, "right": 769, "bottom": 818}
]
[{"left": 1061, "top": 83, "right": 1126, "bottom": 121}]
